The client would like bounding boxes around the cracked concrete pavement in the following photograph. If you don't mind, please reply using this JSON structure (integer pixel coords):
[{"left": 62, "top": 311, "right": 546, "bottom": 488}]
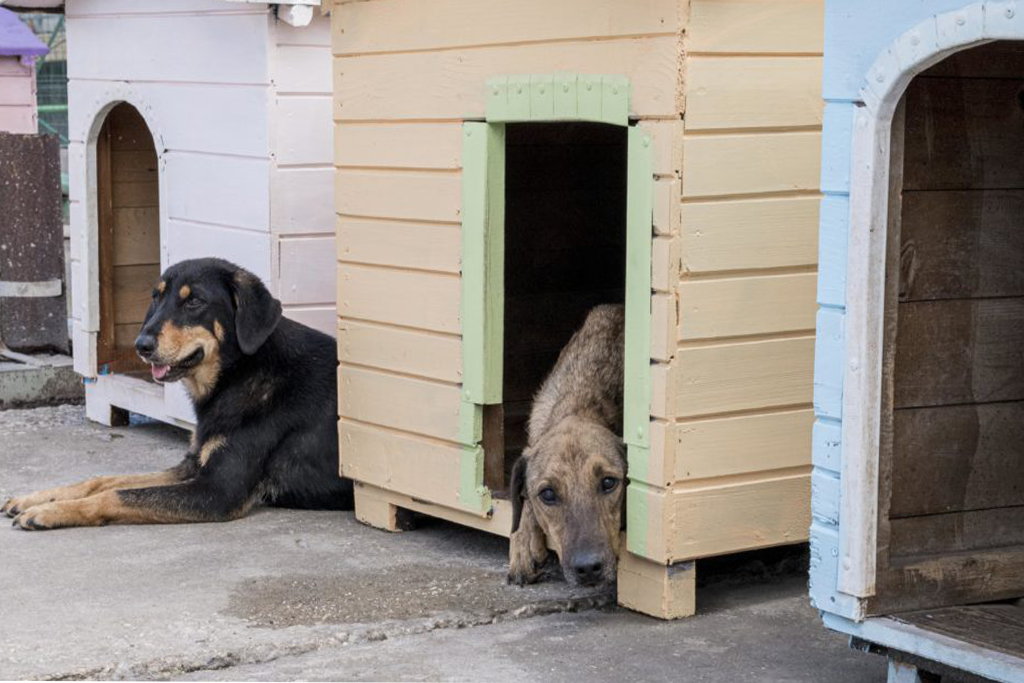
[{"left": 0, "top": 405, "right": 887, "bottom": 681}]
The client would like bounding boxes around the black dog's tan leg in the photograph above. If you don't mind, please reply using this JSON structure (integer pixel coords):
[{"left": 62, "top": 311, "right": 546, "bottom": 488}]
[
  {"left": 11, "top": 477, "right": 252, "bottom": 531},
  {"left": 508, "top": 499, "right": 550, "bottom": 585},
  {"left": 2, "top": 462, "right": 191, "bottom": 518}
]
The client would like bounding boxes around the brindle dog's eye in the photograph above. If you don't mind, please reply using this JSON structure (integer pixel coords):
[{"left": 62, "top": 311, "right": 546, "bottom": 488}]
[
  {"left": 538, "top": 487, "right": 557, "bottom": 505},
  {"left": 600, "top": 476, "right": 619, "bottom": 493},
  {"left": 185, "top": 297, "right": 205, "bottom": 311}
]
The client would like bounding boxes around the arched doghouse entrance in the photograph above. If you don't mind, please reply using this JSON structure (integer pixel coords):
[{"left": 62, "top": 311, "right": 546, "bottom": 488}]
[
  {"left": 866, "top": 40, "right": 1024, "bottom": 613},
  {"left": 95, "top": 102, "right": 160, "bottom": 375}
]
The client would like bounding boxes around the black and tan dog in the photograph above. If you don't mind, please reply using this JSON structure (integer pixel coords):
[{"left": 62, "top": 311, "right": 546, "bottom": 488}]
[
  {"left": 2, "top": 258, "right": 351, "bottom": 530},
  {"left": 508, "top": 304, "right": 626, "bottom": 587}
]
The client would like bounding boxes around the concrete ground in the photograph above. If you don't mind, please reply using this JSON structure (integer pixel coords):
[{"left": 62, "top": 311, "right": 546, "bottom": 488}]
[{"left": 0, "top": 405, "right": 888, "bottom": 682}]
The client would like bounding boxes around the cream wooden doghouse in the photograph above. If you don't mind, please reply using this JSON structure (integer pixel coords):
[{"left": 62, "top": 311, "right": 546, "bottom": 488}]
[
  {"left": 331, "top": 0, "right": 824, "bottom": 618},
  {"left": 811, "top": 1, "right": 1024, "bottom": 680},
  {"left": 65, "top": 0, "right": 335, "bottom": 427}
]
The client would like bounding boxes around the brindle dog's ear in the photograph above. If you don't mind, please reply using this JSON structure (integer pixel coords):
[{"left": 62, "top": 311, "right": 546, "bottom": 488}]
[
  {"left": 231, "top": 269, "right": 282, "bottom": 355},
  {"left": 510, "top": 452, "right": 530, "bottom": 533}
]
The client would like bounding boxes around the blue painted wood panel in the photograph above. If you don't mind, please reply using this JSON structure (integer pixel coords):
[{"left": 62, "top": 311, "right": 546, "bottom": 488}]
[{"left": 823, "top": 0, "right": 981, "bottom": 102}]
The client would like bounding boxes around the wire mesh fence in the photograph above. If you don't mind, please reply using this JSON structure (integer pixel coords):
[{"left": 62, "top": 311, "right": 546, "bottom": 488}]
[{"left": 18, "top": 13, "right": 67, "bottom": 146}]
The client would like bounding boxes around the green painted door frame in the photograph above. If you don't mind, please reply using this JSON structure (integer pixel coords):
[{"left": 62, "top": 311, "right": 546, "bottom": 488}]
[{"left": 459, "top": 74, "right": 653, "bottom": 528}]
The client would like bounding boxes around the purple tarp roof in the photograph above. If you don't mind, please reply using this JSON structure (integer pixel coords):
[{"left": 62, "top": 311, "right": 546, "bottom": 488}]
[{"left": 0, "top": 7, "right": 48, "bottom": 58}]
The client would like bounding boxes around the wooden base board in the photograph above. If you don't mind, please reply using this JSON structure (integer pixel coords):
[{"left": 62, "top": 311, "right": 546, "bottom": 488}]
[
  {"left": 617, "top": 550, "right": 696, "bottom": 620},
  {"left": 350, "top": 480, "right": 512, "bottom": 537},
  {"left": 824, "top": 609, "right": 1024, "bottom": 683},
  {"left": 84, "top": 374, "right": 193, "bottom": 431}
]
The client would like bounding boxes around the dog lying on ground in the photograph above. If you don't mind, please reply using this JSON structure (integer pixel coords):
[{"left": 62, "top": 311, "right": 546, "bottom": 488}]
[
  {"left": 3, "top": 258, "right": 352, "bottom": 530},
  {"left": 508, "top": 303, "right": 626, "bottom": 587}
]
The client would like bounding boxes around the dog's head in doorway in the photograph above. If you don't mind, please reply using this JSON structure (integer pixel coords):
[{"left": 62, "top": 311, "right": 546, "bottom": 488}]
[
  {"left": 134, "top": 258, "right": 281, "bottom": 401},
  {"left": 509, "top": 418, "right": 626, "bottom": 589}
]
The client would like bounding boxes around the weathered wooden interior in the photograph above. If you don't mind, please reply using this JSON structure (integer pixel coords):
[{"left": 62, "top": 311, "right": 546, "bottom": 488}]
[
  {"left": 898, "top": 602, "right": 1024, "bottom": 662},
  {"left": 874, "top": 41, "right": 1024, "bottom": 615},
  {"left": 486, "top": 122, "right": 627, "bottom": 491},
  {"left": 96, "top": 102, "right": 160, "bottom": 374}
]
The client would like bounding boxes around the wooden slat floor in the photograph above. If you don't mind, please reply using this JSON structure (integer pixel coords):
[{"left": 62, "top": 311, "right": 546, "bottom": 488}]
[{"left": 897, "top": 603, "right": 1024, "bottom": 661}]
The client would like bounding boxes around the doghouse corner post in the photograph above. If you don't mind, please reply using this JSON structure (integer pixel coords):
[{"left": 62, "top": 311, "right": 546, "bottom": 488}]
[
  {"left": 353, "top": 483, "right": 405, "bottom": 532},
  {"left": 617, "top": 550, "right": 695, "bottom": 620}
]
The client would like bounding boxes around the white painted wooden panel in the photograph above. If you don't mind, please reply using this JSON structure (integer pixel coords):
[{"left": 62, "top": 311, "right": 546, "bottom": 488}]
[
  {"left": 273, "top": 95, "right": 333, "bottom": 165},
  {"left": 70, "top": 259, "right": 88, "bottom": 326},
  {"left": 72, "top": 319, "right": 96, "bottom": 377},
  {"left": 164, "top": 152, "right": 270, "bottom": 232},
  {"left": 273, "top": 44, "right": 332, "bottom": 93},
  {"left": 274, "top": 10, "right": 331, "bottom": 47},
  {"left": 68, "top": 199, "right": 84, "bottom": 262},
  {"left": 164, "top": 381, "right": 196, "bottom": 425},
  {"left": 284, "top": 306, "right": 336, "bottom": 336},
  {"left": 66, "top": 0, "right": 233, "bottom": 16},
  {"left": 270, "top": 166, "right": 334, "bottom": 234},
  {"left": 165, "top": 218, "right": 272, "bottom": 285},
  {"left": 278, "top": 236, "right": 336, "bottom": 305},
  {"left": 67, "top": 12, "right": 269, "bottom": 84},
  {"left": 67, "top": 80, "right": 271, "bottom": 157}
]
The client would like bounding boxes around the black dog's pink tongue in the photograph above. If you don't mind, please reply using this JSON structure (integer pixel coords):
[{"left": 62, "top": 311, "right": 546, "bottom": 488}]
[{"left": 151, "top": 364, "right": 170, "bottom": 380}]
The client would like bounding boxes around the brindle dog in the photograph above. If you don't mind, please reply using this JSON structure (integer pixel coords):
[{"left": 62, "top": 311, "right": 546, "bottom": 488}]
[
  {"left": 2, "top": 258, "right": 351, "bottom": 529},
  {"left": 508, "top": 303, "right": 625, "bottom": 587}
]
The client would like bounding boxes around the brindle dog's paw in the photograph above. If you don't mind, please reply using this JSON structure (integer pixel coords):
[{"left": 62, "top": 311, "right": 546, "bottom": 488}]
[
  {"left": 3, "top": 491, "right": 55, "bottom": 518},
  {"left": 507, "top": 530, "right": 548, "bottom": 586}
]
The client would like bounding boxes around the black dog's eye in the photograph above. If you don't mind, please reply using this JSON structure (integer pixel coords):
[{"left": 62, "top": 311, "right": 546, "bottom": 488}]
[
  {"left": 151, "top": 288, "right": 160, "bottom": 299},
  {"left": 600, "top": 477, "right": 619, "bottom": 493},
  {"left": 538, "top": 487, "right": 558, "bottom": 505},
  {"left": 184, "top": 297, "right": 205, "bottom": 311}
]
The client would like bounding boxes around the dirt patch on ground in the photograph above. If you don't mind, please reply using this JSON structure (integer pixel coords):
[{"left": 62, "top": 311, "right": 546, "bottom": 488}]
[{"left": 224, "top": 564, "right": 607, "bottom": 628}]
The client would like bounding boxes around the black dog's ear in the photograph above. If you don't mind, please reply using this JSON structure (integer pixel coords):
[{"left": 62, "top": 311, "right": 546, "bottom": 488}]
[
  {"left": 510, "top": 452, "right": 530, "bottom": 533},
  {"left": 231, "top": 268, "right": 282, "bottom": 355}
]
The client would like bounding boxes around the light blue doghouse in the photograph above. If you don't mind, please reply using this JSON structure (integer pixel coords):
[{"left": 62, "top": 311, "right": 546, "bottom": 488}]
[{"left": 811, "top": 1, "right": 1024, "bottom": 681}]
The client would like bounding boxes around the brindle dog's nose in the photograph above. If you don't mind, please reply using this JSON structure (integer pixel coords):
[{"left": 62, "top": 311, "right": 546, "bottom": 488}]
[
  {"left": 571, "top": 553, "right": 605, "bottom": 585},
  {"left": 135, "top": 334, "right": 157, "bottom": 359}
]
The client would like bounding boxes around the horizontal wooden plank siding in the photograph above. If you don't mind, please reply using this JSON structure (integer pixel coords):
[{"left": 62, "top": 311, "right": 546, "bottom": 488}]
[
  {"left": 333, "top": 37, "right": 680, "bottom": 121},
  {"left": 278, "top": 237, "right": 336, "bottom": 305},
  {"left": 339, "top": 319, "right": 462, "bottom": 383},
  {"left": 659, "top": 470, "right": 812, "bottom": 561},
  {"left": 673, "top": 408, "right": 814, "bottom": 481},
  {"left": 681, "top": 132, "right": 821, "bottom": 198},
  {"left": 674, "top": 337, "right": 815, "bottom": 417},
  {"left": 678, "top": 272, "right": 817, "bottom": 339},
  {"left": 335, "top": 122, "right": 462, "bottom": 169},
  {"left": 340, "top": 420, "right": 463, "bottom": 510},
  {"left": 680, "top": 196, "right": 819, "bottom": 272},
  {"left": 687, "top": 0, "right": 824, "bottom": 54},
  {"left": 337, "top": 263, "right": 460, "bottom": 334},
  {"left": 337, "top": 217, "right": 461, "bottom": 274},
  {"left": 339, "top": 366, "right": 461, "bottom": 441},
  {"left": 685, "top": 57, "right": 823, "bottom": 131},
  {"left": 336, "top": 170, "right": 461, "bottom": 222},
  {"left": 333, "top": 0, "right": 680, "bottom": 54}
]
